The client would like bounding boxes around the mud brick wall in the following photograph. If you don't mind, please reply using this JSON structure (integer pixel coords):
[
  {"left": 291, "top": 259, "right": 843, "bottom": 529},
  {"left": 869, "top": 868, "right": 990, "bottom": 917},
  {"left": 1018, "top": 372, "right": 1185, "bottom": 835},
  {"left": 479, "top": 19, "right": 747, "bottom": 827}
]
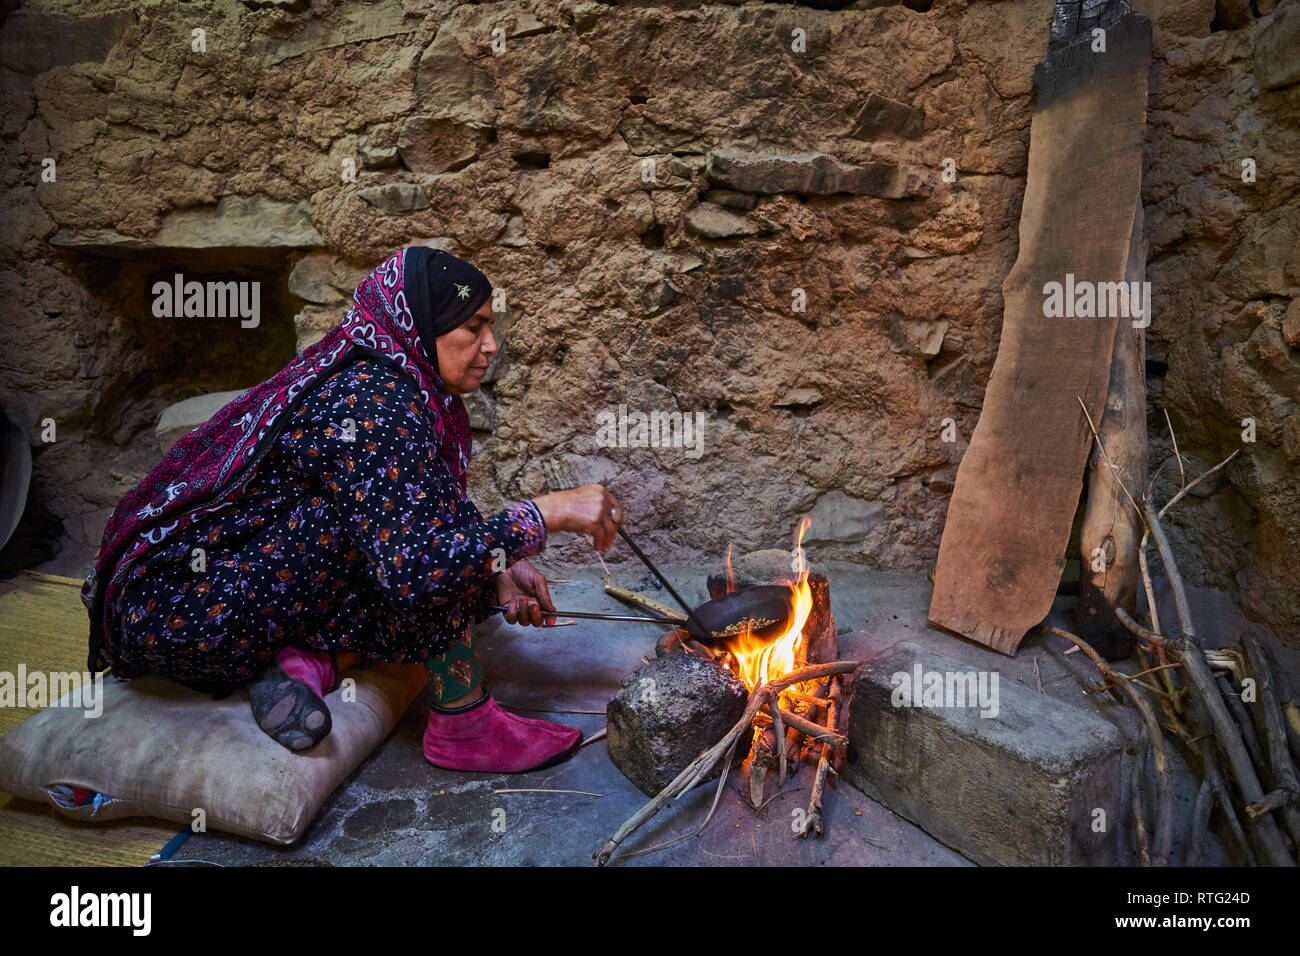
[{"left": 0, "top": 0, "right": 1296, "bottom": 642}]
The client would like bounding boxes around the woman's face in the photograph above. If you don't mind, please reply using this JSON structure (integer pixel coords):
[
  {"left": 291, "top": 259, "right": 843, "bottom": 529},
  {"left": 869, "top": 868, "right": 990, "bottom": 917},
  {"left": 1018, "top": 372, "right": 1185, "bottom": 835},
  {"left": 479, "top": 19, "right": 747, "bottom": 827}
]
[{"left": 435, "top": 302, "right": 497, "bottom": 395}]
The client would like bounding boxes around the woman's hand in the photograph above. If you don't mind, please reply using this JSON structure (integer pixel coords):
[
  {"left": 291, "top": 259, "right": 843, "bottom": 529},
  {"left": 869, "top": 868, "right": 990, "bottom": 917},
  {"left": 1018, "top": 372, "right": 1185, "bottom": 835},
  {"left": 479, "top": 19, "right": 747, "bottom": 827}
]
[
  {"left": 532, "top": 484, "right": 623, "bottom": 551},
  {"left": 495, "top": 559, "right": 556, "bottom": 627}
]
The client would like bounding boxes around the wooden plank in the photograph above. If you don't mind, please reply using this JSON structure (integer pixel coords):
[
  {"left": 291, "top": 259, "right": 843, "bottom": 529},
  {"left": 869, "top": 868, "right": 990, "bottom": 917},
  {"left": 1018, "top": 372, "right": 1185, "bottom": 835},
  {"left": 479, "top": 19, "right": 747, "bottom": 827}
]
[{"left": 929, "top": 10, "right": 1152, "bottom": 655}]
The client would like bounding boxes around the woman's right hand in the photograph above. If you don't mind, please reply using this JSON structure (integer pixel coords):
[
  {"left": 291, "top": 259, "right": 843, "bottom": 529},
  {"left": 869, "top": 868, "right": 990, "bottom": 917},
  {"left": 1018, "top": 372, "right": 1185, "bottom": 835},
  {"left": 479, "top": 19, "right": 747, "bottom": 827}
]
[{"left": 532, "top": 484, "right": 623, "bottom": 551}]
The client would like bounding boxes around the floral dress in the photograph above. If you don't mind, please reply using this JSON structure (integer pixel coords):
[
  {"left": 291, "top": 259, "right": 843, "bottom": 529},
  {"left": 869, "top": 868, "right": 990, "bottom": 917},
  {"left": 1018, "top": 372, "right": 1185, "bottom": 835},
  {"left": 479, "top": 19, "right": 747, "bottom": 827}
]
[{"left": 110, "top": 356, "right": 546, "bottom": 696}]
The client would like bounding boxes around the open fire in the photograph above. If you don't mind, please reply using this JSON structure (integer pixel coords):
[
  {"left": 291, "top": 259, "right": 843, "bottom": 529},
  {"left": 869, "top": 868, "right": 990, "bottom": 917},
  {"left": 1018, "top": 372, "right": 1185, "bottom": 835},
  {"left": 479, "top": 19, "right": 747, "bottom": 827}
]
[
  {"left": 599, "top": 525, "right": 859, "bottom": 862},
  {"left": 653, "top": 519, "right": 850, "bottom": 828},
  {"left": 721, "top": 518, "right": 815, "bottom": 691}
]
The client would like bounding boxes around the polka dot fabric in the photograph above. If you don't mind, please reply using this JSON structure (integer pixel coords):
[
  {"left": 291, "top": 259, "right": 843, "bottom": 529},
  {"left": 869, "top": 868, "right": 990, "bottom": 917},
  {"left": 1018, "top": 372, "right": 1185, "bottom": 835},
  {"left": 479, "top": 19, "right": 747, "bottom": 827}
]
[{"left": 112, "top": 357, "right": 546, "bottom": 686}]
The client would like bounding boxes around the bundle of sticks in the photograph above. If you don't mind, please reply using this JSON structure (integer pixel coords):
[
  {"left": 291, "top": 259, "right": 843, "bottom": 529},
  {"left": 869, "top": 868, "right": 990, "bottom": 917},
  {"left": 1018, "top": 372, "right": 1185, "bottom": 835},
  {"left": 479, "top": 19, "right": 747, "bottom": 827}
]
[
  {"left": 1058, "top": 411, "right": 1300, "bottom": 867},
  {"left": 750, "top": 670, "right": 851, "bottom": 839}
]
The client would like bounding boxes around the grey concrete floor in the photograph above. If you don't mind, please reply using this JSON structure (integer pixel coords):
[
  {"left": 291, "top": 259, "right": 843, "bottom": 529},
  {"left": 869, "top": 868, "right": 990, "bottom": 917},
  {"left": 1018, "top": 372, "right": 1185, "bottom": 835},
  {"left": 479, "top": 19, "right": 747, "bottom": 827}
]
[
  {"left": 18, "top": 543, "right": 1296, "bottom": 866},
  {"left": 165, "top": 561, "right": 974, "bottom": 867}
]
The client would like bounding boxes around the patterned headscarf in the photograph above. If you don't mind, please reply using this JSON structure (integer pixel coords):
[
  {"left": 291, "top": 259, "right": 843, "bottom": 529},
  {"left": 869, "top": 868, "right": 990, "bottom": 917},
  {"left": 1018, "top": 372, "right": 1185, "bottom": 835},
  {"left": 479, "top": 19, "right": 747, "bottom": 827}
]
[{"left": 82, "top": 247, "right": 493, "bottom": 672}]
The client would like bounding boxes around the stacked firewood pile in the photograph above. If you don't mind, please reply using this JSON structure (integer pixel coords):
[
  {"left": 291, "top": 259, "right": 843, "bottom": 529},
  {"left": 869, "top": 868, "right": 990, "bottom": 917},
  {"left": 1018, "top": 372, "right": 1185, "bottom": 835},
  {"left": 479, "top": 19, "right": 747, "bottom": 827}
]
[{"left": 1048, "top": 431, "right": 1300, "bottom": 867}]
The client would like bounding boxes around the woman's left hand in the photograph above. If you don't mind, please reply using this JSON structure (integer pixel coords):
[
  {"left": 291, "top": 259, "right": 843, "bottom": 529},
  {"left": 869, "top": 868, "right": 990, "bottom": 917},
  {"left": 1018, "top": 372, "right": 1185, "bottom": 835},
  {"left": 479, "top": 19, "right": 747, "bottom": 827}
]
[{"left": 495, "top": 559, "right": 557, "bottom": 627}]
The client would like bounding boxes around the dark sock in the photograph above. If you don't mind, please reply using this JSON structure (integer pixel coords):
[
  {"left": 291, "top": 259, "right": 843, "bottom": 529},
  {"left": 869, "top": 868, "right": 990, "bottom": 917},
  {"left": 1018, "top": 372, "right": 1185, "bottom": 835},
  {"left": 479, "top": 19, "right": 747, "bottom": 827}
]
[{"left": 431, "top": 686, "right": 488, "bottom": 714}]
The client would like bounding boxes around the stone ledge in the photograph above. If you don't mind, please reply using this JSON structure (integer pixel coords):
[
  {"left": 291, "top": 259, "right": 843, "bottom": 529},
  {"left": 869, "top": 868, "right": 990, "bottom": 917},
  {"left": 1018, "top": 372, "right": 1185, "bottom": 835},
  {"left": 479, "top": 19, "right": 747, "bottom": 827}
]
[
  {"left": 50, "top": 197, "right": 323, "bottom": 257},
  {"left": 844, "top": 640, "right": 1126, "bottom": 865}
]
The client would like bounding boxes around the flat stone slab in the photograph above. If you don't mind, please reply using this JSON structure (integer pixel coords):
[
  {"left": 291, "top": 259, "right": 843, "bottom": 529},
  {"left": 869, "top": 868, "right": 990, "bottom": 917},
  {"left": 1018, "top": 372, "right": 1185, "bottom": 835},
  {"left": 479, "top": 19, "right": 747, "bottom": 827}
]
[
  {"left": 844, "top": 640, "right": 1126, "bottom": 866},
  {"left": 156, "top": 390, "right": 246, "bottom": 453},
  {"left": 50, "top": 197, "right": 323, "bottom": 256}
]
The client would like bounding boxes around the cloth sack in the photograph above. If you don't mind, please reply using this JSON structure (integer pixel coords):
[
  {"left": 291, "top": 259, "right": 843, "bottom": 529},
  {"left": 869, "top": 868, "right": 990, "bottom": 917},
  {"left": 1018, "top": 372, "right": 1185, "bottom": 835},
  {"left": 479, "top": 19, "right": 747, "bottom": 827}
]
[{"left": 0, "top": 662, "right": 426, "bottom": 844}]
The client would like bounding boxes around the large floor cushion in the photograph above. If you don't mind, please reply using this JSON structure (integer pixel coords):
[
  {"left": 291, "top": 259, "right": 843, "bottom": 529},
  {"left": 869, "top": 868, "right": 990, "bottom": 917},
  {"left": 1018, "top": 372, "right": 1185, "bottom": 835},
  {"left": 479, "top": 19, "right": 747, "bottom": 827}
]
[{"left": 0, "top": 662, "right": 427, "bottom": 844}]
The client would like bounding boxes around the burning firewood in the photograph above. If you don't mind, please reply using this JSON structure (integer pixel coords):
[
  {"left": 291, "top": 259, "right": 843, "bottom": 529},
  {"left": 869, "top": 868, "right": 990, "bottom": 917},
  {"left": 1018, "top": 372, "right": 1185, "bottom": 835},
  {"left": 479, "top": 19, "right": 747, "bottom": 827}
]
[
  {"left": 796, "top": 676, "right": 843, "bottom": 840},
  {"left": 594, "top": 660, "right": 864, "bottom": 866}
]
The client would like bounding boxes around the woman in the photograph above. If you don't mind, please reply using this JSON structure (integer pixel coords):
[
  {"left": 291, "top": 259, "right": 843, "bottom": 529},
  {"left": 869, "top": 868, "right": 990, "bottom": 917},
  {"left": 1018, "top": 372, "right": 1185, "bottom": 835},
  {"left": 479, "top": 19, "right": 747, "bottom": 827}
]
[{"left": 81, "top": 247, "right": 622, "bottom": 773}]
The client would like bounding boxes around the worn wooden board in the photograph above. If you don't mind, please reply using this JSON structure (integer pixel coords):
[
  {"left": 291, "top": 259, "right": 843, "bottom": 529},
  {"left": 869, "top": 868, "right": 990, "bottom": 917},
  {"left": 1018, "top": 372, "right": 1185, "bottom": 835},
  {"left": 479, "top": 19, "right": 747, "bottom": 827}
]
[{"left": 929, "top": 12, "right": 1153, "bottom": 655}]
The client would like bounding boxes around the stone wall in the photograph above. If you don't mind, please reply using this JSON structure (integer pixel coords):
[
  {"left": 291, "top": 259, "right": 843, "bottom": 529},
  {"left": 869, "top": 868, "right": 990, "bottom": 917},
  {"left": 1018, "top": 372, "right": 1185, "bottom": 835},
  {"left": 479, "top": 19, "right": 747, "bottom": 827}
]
[{"left": 0, "top": 0, "right": 1296, "bottom": 642}]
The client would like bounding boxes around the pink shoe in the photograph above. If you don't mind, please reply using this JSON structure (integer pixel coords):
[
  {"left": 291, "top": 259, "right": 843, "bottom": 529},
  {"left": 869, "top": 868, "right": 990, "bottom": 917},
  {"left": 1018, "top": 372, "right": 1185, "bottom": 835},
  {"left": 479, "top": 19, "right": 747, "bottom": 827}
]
[
  {"left": 275, "top": 646, "right": 336, "bottom": 699},
  {"left": 423, "top": 691, "right": 583, "bottom": 773}
]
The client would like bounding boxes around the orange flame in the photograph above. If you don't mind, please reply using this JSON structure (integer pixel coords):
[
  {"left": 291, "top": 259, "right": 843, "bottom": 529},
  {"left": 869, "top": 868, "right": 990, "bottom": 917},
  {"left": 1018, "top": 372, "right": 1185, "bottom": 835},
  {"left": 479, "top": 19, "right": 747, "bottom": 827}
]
[{"left": 724, "top": 517, "right": 813, "bottom": 691}]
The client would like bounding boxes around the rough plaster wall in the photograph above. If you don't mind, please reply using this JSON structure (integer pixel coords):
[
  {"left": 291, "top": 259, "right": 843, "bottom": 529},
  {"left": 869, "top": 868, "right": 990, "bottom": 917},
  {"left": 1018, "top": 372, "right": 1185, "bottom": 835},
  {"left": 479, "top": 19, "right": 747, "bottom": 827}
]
[{"left": 0, "top": 0, "right": 1295, "bottom": 642}]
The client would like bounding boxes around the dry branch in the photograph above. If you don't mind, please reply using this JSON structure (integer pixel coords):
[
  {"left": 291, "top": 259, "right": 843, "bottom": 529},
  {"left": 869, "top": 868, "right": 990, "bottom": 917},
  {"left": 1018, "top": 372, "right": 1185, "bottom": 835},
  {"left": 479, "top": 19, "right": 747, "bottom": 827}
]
[
  {"left": 797, "top": 682, "right": 838, "bottom": 840},
  {"left": 1241, "top": 633, "right": 1300, "bottom": 852},
  {"left": 773, "top": 705, "right": 847, "bottom": 748},
  {"left": 1217, "top": 673, "right": 1268, "bottom": 777},
  {"left": 1139, "top": 499, "right": 1295, "bottom": 867},
  {"left": 1042, "top": 624, "right": 1172, "bottom": 865},
  {"left": 607, "top": 583, "right": 687, "bottom": 622}
]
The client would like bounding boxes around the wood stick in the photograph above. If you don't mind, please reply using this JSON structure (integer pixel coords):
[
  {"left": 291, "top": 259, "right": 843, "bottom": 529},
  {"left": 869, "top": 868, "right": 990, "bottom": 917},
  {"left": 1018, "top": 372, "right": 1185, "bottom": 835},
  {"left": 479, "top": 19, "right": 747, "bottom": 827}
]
[
  {"left": 1135, "top": 448, "right": 1238, "bottom": 686},
  {"left": 594, "top": 660, "right": 864, "bottom": 865},
  {"left": 1042, "top": 624, "right": 1172, "bottom": 865},
  {"left": 1245, "top": 788, "right": 1297, "bottom": 817},
  {"left": 18, "top": 570, "right": 86, "bottom": 588},
  {"left": 1270, "top": 663, "right": 1300, "bottom": 767},
  {"left": 831, "top": 674, "right": 852, "bottom": 774},
  {"left": 1163, "top": 408, "right": 1186, "bottom": 489},
  {"left": 1131, "top": 727, "right": 1151, "bottom": 866},
  {"left": 1138, "top": 545, "right": 1164, "bottom": 642},
  {"left": 1078, "top": 278, "right": 1148, "bottom": 658},
  {"left": 1241, "top": 632, "right": 1300, "bottom": 851},
  {"left": 1140, "top": 500, "right": 1295, "bottom": 867},
  {"left": 1287, "top": 701, "right": 1300, "bottom": 768},
  {"left": 1199, "top": 732, "right": 1258, "bottom": 866},
  {"left": 773, "top": 705, "right": 847, "bottom": 748},
  {"left": 749, "top": 756, "right": 767, "bottom": 808},
  {"left": 1077, "top": 396, "right": 1144, "bottom": 524},
  {"left": 783, "top": 691, "right": 831, "bottom": 710},
  {"left": 606, "top": 583, "right": 687, "bottom": 622},
  {"left": 797, "top": 689, "right": 837, "bottom": 841},
  {"left": 1187, "top": 778, "right": 1214, "bottom": 866},
  {"left": 1216, "top": 672, "right": 1268, "bottom": 777},
  {"left": 790, "top": 677, "right": 832, "bottom": 768},
  {"left": 771, "top": 698, "right": 788, "bottom": 787},
  {"left": 749, "top": 725, "right": 775, "bottom": 808}
]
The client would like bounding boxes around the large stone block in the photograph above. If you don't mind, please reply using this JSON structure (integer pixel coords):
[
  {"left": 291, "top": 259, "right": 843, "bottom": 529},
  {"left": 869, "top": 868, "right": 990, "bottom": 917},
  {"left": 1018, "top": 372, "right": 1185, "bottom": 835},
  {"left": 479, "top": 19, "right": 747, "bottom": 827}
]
[
  {"left": 844, "top": 641, "right": 1125, "bottom": 865},
  {"left": 607, "top": 653, "right": 750, "bottom": 797},
  {"left": 398, "top": 116, "right": 492, "bottom": 175},
  {"left": 0, "top": 10, "right": 133, "bottom": 75},
  {"left": 50, "top": 197, "right": 323, "bottom": 255},
  {"left": 705, "top": 147, "right": 929, "bottom": 199},
  {"left": 1256, "top": 0, "right": 1300, "bottom": 90},
  {"left": 849, "top": 92, "right": 926, "bottom": 141}
]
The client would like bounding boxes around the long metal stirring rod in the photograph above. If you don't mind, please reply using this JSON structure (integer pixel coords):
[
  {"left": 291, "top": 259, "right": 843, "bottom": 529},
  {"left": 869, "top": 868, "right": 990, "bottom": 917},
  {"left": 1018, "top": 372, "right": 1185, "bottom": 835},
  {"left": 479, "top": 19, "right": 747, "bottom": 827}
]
[
  {"left": 489, "top": 604, "right": 679, "bottom": 627},
  {"left": 615, "top": 526, "right": 694, "bottom": 619}
]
